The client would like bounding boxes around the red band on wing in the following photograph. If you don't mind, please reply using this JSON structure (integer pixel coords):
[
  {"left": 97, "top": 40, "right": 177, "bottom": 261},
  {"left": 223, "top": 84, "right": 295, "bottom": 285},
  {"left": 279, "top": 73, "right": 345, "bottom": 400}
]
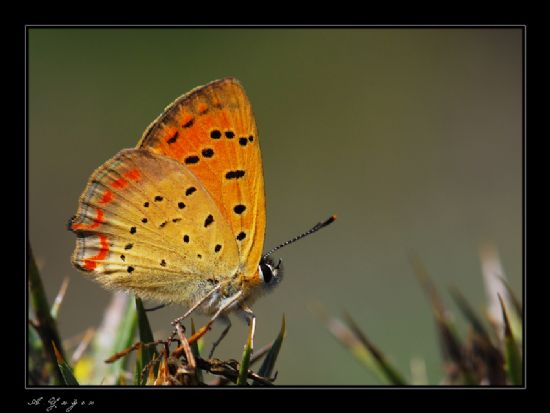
[
  {"left": 111, "top": 177, "right": 128, "bottom": 189},
  {"left": 111, "top": 169, "right": 140, "bottom": 189},
  {"left": 71, "top": 208, "right": 104, "bottom": 230},
  {"left": 99, "top": 190, "right": 113, "bottom": 204},
  {"left": 124, "top": 169, "right": 141, "bottom": 181},
  {"left": 83, "top": 234, "right": 109, "bottom": 270}
]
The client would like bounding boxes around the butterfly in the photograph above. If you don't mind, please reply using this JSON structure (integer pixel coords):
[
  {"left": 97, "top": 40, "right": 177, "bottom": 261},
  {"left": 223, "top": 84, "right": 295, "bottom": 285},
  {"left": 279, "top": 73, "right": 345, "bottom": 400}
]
[{"left": 69, "top": 77, "right": 334, "bottom": 347}]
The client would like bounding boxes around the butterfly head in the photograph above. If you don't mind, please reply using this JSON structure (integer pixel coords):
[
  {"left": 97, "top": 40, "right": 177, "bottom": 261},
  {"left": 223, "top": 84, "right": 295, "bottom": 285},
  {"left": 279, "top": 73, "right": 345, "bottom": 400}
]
[
  {"left": 252, "top": 215, "right": 336, "bottom": 294},
  {"left": 258, "top": 256, "right": 284, "bottom": 291}
]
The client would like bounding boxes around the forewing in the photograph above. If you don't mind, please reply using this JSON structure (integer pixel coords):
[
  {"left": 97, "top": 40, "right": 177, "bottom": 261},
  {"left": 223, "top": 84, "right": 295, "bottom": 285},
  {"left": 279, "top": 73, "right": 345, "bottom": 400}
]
[{"left": 138, "top": 77, "right": 266, "bottom": 278}]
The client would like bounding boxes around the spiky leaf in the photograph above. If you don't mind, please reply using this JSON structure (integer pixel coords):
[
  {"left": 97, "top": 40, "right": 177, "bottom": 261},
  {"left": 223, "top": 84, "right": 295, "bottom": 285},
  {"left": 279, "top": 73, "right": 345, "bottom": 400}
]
[
  {"left": 135, "top": 297, "right": 157, "bottom": 384},
  {"left": 53, "top": 341, "right": 79, "bottom": 386},
  {"left": 257, "top": 315, "right": 286, "bottom": 381},
  {"left": 237, "top": 320, "right": 254, "bottom": 386},
  {"left": 498, "top": 295, "right": 522, "bottom": 385},
  {"left": 343, "top": 312, "right": 406, "bottom": 385},
  {"left": 28, "top": 244, "right": 65, "bottom": 385}
]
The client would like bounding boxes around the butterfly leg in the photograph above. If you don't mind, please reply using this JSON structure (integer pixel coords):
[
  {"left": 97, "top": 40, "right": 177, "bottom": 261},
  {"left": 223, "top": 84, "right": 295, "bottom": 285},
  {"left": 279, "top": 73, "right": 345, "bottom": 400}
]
[
  {"left": 208, "top": 316, "right": 232, "bottom": 359},
  {"left": 171, "top": 284, "right": 222, "bottom": 328},
  {"left": 168, "top": 285, "right": 223, "bottom": 343},
  {"left": 144, "top": 303, "right": 166, "bottom": 312},
  {"left": 187, "top": 291, "right": 243, "bottom": 345}
]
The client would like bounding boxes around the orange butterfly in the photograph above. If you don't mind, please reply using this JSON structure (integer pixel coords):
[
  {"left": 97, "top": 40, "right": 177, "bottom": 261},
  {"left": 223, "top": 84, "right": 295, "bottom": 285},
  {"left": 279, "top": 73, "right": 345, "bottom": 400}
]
[{"left": 69, "top": 77, "right": 334, "bottom": 347}]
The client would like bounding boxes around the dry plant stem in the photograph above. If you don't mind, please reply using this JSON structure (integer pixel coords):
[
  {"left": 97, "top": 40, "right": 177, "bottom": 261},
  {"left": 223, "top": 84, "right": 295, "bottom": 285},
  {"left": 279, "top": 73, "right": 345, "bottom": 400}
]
[
  {"left": 105, "top": 340, "right": 166, "bottom": 364},
  {"left": 196, "top": 358, "right": 274, "bottom": 386},
  {"left": 51, "top": 277, "right": 70, "bottom": 318},
  {"left": 208, "top": 317, "right": 231, "bottom": 359},
  {"left": 141, "top": 354, "right": 161, "bottom": 384},
  {"left": 71, "top": 328, "right": 96, "bottom": 364},
  {"left": 209, "top": 341, "right": 274, "bottom": 385},
  {"left": 175, "top": 324, "right": 196, "bottom": 370},
  {"left": 241, "top": 304, "right": 256, "bottom": 348}
]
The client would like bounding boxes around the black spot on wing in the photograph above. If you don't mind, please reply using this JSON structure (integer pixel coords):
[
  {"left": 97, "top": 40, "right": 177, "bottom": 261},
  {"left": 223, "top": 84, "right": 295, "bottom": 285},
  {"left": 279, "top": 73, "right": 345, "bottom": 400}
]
[
  {"left": 225, "top": 170, "right": 245, "bottom": 180},
  {"left": 167, "top": 131, "right": 179, "bottom": 144},
  {"left": 204, "top": 214, "right": 214, "bottom": 227},
  {"left": 202, "top": 148, "right": 214, "bottom": 158},
  {"left": 233, "top": 204, "right": 246, "bottom": 214},
  {"left": 184, "top": 156, "right": 200, "bottom": 165}
]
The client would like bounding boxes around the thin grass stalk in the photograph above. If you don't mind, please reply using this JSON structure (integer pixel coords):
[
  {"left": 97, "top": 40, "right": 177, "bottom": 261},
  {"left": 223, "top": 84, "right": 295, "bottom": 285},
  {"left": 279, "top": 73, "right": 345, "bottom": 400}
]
[{"left": 28, "top": 243, "right": 65, "bottom": 385}]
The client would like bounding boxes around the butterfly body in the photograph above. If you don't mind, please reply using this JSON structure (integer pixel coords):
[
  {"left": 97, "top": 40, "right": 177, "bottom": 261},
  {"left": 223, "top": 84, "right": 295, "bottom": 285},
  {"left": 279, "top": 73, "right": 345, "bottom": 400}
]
[{"left": 70, "top": 78, "right": 277, "bottom": 317}]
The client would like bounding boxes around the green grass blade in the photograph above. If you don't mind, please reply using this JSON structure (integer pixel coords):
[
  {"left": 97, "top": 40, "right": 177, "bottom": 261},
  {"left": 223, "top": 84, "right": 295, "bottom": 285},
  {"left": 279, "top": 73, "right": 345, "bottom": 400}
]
[
  {"left": 343, "top": 312, "right": 407, "bottom": 385},
  {"left": 134, "top": 347, "right": 142, "bottom": 385},
  {"left": 135, "top": 297, "right": 155, "bottom": 343},
  {"left": 28, "top": 243, "right": 65, "bottom": 385},
  {"left": 53, "top": 341, "right": 79, "bottom": 386},
  {"left": 108, "top": 297, "right": 138, "bottom": 381},
  {"left": 237, "top": 320, "right": 254, "bottom": 386},
  {"left": 135, "top": 297, "right": 157, "bottom": 384},
  {"left": 28, "top": 322, "right": 47, "bottom": 384},
  {"left": 310, "top": 302, "right": 387, "bottom": 384},
  {"left": 87, "top": 293, "right": 135, "bottom": 384},
  {"left": 190, "top": 319, "right": 203, "bottom": 384},
  {"left": 190, "top": 319, "right": 201, "bottom": 358},
  {"left": 496, "top": 276, "right": 523, "bottom": 343},
  {"left": 257, "top": 315, "right": 286, "bottom": 380},
  {"left": 498, "top": 294, "right": 522, "bottom": 385}
]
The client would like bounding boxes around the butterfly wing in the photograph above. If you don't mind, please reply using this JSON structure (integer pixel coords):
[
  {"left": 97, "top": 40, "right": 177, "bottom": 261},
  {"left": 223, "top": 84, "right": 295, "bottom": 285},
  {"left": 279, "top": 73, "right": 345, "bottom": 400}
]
[
  {"left": 138, "top": 77, "right": 266, "bottom": 279},
  {"left": 69, "top": 148, "right": 240, "bottom": 306}
]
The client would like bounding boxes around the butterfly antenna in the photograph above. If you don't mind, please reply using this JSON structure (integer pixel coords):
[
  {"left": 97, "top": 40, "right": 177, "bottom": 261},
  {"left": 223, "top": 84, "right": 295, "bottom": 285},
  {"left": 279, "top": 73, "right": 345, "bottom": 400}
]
[{"left": 263, "top": 214, "right": 336, "bottom": 259}]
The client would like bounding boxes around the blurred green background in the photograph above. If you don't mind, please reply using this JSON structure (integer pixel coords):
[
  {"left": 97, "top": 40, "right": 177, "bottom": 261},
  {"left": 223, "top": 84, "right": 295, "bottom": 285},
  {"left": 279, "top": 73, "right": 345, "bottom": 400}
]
[{"left": 28, "top": 28, "right": 522, "bottom": 385}]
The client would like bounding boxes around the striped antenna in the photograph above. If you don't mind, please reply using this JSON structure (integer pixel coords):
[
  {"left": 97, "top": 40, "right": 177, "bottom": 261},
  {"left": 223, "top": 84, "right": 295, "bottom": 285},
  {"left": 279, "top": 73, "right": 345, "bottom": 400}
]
[{"left": 262, "top": 215, "right": 336, "bottom": 259}]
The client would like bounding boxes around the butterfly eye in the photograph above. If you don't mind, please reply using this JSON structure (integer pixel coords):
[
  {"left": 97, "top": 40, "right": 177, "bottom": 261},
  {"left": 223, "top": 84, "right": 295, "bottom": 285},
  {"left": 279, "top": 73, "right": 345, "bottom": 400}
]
[
  {"left": 258, "top": 257, "right": 283, "bottom": 287},
  {"left": 259, "top": 260, "right": 274, "bottom": 284}
]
